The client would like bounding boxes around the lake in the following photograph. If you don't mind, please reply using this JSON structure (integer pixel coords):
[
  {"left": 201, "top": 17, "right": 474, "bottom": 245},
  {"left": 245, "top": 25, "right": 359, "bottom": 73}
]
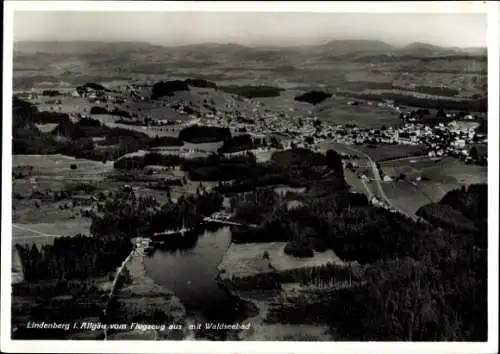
[{"left": 143, "top": 226, "right": 252, "bottom": 332}]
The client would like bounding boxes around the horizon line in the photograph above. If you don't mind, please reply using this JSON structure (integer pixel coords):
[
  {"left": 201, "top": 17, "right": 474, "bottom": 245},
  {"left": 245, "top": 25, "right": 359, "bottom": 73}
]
[{"left": 12, "top": 39, "right": 487, "bottom": 50}]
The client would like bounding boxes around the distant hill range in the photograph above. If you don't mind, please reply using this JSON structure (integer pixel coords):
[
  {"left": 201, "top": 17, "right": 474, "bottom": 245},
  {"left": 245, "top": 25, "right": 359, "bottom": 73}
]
[{"left": 14, "top": 39, "right": 486, "bottom": 59}]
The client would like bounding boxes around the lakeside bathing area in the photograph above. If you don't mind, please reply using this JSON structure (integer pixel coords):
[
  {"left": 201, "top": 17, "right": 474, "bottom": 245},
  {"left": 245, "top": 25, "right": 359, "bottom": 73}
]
[
  {"left": 105, "top": 224, "right": 355, "bottom": 341},
  {"left": 105, "top": 238, "right": 189, "bottom": 340}
]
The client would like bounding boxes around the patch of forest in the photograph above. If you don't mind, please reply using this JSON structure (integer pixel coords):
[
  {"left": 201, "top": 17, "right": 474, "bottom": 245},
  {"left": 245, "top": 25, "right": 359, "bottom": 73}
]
[
  {"left": 41, "top": 90, "right": 61, "bottom": 97},
  {"left": 294, "top": 90, "right": 333, "bottom": 105},
  {"left": 217, "top": 134, "right": 278, "bottom": 154},
  {"left": 77, "top": 82, "right": 111, "bottom": 92},
  {"left": 151, "top": 80, "right": 190, "bottom": 99},
  {"left": 184, "top": 78, "right": 217, "bottom": 89},
  {"left": 178, "top": 125, "right": 231, "bottom": 143}
]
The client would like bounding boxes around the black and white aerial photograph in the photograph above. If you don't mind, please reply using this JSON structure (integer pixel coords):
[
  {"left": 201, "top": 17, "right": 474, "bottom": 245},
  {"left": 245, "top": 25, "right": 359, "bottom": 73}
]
[{"left": 1, "top": 1, "right": 498, "bottom": 353}]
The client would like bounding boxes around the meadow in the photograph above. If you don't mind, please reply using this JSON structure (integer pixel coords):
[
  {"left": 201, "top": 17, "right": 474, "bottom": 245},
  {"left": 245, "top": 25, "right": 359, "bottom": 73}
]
[
  {"left": 12, "top": 219, "right": 93, "bottom": 246},
  {"left": 382, "top": 181, "right": 434, "bottom": 216},
  {"left": 379, "top": 156, "right": 487, "bottom": 215},
  {"left": 314, "top": 97, "right": 402, "bottom": 128},
  {"left": 218, "top": 242, "right": 347, "bottom": 281},
  {"left": 381, "top": 156, "right": 487, "bottom": 183},
  {"left": 12, "top": 155, "right": 112, "bottom": 245},
  {"left": 356, "top": 144, "right": 426, "bottom": 161}
]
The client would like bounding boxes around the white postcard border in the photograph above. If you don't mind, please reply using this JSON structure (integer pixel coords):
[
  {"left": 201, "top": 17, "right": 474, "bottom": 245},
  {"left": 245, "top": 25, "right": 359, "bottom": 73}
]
[{"left": 2, "top": 1, "right": 498, "bottom": 353}]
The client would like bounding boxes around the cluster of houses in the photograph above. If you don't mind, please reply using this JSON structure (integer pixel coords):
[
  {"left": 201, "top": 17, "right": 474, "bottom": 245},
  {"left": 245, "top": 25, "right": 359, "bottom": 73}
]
[
  {"left": 400, "top": 108, "right": 478, "bottom": 123},
  {"left": 73, "top": 86, "right": 101, "bottom": 99}
]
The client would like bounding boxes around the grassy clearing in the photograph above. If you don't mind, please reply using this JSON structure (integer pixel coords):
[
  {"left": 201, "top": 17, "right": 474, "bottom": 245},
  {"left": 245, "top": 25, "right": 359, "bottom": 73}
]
[
  {"left": 13, "top": 154, "right": 113, "bottom": 177},
  {"left": 12, "top": 154, "right": 114, "bottom": 201},
  {"left": 315, "top": 97, "right": 401, "bottom": 128},
  {"left": 12, "top": 219, "right": 92, "bottom": 245},
  {"left": 218, "top": 242, "right": 346, "bottom": 281},
  {"left": 34, "top": 123, "right": 58, "bottom": 133},
  {"left": 258, "top": 89, "right": 314, "bottom": 117},
  {"left": 356, "top": 144, "right": 426, "bottom": 162},
  {"left": 183, "top": 141, "right": 223, "bottom": 152},
  {"left": 117, "top": 99, "right": 186, "bottom": 122},
  {"left": 381, "top": 156, "right": 487, "bottom": 183},
  {"left": 13, "top": 198, "right": 83, "bottom": 222},
  {"left": 35, "top": 96, "right": 94, "bottom": 115},
  {"left": 382, "top": 181, "right": 433, "bottom": 215},
  {"left": 380, "top": 157, "right": 486, "bottom": 215}
]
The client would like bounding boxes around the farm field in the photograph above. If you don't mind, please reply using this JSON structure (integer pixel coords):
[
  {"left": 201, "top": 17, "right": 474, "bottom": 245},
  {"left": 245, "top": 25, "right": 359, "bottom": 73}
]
[
  {"left": 379, "top": 156, "right": 486, "bottom": 215},
  {"left": 13, "top": 154, "right": 114, "bottom": 197},
  {"left": 12, "top": 155, "right": 112, "bottom": 246},
  {"left": 218, "top": 242, "right": 346, "bottom": 281},
  {"left": 381, "top": 156, "right": 487, "bottom": 183},
  {"left": 35, "top": 96, "right": 94, "bottom": 115},
  {"left": 355, "top": 144, "right": 426, "bottom": 162},
  {"left": 12, "top": 219, "right": 93, "bottom": 246},
  {"left": 382, "top": 180, "right": 434, "bottom": 216},
  {"left": 315, "top": 98, "right": 401, "bottom": 128},
  {"left": 13, "top": 154, "right": 113, "bottom": 177}
]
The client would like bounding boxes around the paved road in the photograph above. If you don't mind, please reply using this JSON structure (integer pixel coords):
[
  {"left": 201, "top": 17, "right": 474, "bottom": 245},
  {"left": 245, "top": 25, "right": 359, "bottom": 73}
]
[
  {"left": 359, "top": 178, "right": 375, "bottom": 200},
  {"left": 340, "top": 144, "right": 419, "bottom": 221}
]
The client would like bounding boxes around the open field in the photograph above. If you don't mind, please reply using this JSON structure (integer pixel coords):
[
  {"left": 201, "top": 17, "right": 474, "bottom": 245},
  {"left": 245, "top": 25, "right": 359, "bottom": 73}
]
[
  {"left": 13, "top": 154, "right": 114, "bottom": 177},
  {"left": 381, "top": 156, "right": 487, "bottom": 183},
  {"left": 315, "top": 97, "right": 402, "bottom": 128},
  {"left": 34, "top": 123, "right": 58, "bottom": 133},
  {"left": 321, "top": 141, "right": 426, "bottom": 165},
  {"left": 257, "top": 89, "right": 314, "bottom": 118},
  {"left": 355, "top": 144, "right": 426, "bottom": 161},
  {"left": 35, "top": 96, "right": 94, "bottom": 115},
  {"left": 218, "top": 242, "right": 346, "bottom": 281},
  {"left": 382, "top": 181, "right": 434, "bottom": 216},
  {"left": 13, "top": 154, "right": 114, "bottom": 199},
  {"left": 12, "top": 155, "right": 108, "bottom": 246},
  {"left": 183, "top": 141, "right": 224, "bottom": 152},
  {"left": 12, "top": 219, "right": 92, "bottom": 246},
  {"left": 379, "top": 156, "right": 486, "bottom": 214}
]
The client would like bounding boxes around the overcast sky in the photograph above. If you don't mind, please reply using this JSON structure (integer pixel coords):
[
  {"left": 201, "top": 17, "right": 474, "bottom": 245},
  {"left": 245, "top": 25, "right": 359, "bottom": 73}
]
[{"left": 13, "top": 11, "right": 487, "bottom": 48}]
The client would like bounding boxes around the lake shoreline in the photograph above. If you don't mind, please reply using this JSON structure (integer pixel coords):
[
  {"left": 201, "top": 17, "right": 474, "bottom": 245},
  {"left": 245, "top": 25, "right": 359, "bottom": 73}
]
[{"left": 106, "top": 244, "right": 192, "bottom": 340}]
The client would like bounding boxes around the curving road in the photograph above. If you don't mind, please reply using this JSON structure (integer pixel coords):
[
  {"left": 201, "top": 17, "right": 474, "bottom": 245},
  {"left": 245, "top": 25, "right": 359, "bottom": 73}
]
[{"left": 341, "top": 144, "right": 419, "bottom": 221}]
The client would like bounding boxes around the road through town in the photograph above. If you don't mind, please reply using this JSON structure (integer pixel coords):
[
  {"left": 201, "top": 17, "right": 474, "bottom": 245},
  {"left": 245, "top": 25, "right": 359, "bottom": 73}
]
[{"left": 340, "top": 144, "right": 419, "bottom": 221}]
